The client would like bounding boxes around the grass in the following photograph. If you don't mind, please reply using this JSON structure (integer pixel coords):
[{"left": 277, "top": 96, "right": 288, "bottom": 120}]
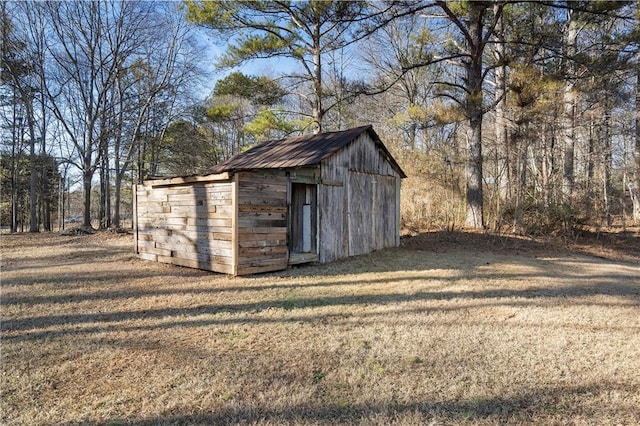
[{"left": 1, "top": 231, "right": 639, "bottom": 425}]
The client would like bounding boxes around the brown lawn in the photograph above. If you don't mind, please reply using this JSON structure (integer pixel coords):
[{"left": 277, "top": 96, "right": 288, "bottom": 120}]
[{"left": 1, "top": 230, "right": 639, "bottom": 425}]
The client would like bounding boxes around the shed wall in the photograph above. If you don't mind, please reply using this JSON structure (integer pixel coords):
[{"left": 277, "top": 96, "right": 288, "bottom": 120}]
[
  {"left": 235, "top": 171, "right": 288, "bottom": 275},
  {"left": 135, "top": 130, "right": 402, "bottom": 274},
  {"left": 319, "top": 132, "right": 401, "bottom": 262},
  {"left": 135, "top": 180, "right": 235, "bottom": 274}
]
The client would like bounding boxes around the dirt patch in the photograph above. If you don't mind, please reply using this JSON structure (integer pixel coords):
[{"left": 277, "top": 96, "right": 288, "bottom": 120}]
[{"left": 1, "top": 231, "right": 639, "bottom": 425}]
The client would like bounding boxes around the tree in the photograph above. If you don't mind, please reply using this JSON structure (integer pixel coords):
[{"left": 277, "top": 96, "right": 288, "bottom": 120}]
[
  {"left": 363, "top": 13, "right": 444, "bottom": 150},
  {"left": 213, "top": 72, "right": 293, "bottom": 142},
  {"left": 169, "top": 72, "right": 294, "bottom": 169},
  {"left": 110, "top": 3, "right": 202, "bottom": 227},
  {"left": 38, "top": 1, "right": 152, "bottom": 228},
  {"left": 413, "top": 1, "right": 506, "bottom": 229},
  {"left": 184, "top": 0, "right": 414, "bottom": 133},
  {"left": 631, "top": 3, "right": 640, "bottom": 222},
  {"left": 1, "top": 2, "right": 39, "bottom": 232},
  {"left": 161, "top": 119, "right": 214, "bottom": 175}
]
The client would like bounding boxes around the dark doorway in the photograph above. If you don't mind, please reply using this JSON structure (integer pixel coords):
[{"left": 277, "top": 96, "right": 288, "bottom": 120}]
[{"left": 290, "top": 183, "right": 317, "bottom": 258}]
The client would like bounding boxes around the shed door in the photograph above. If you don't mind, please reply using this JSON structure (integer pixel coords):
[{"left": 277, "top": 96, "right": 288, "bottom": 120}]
[
  {"left": 348, "top": 172, "right": 398, "bottom": 256},
  {"left": 348, "top": 172, "right": 374, "bottom": 256},
  {"left": 290, "top": 183, "right": 317, "bottom": 253}
]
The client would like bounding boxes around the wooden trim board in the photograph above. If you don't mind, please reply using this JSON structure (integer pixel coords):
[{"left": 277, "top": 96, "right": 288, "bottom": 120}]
[{"left": 144, "top": 172, "right": 231, "bottom": 188}]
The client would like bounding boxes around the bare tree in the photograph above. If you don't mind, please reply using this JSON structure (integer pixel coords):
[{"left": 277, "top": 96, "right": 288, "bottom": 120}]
[
  {"left": 633, "top": 60, "right": 640, "bottom": 222},
  {"left": 1, "top": 2, "right": 39, "bottom": 232},
  {"left": 111, "top": 3, "right": 202, "bottom": 228}
]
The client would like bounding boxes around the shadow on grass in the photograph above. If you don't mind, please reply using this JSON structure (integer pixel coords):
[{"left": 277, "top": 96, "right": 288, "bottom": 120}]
[
  {"left": 2, "top": 230, "right": 638, "bottom": 342},
  {"left": 3, "top": 274, "right": 638, "bottom": 341},
  {"left": 3, "top": 268, "right": 636, "bottom": 306},
  {"left": 2, "top": 244, "right": 637, "bottom": 304},
  {"left": 412, "top": 229, "right": 640, "bottom": 264},
  {"left": 78, "top": 382, "right": 638, "bottom": 425},
  {"left": 1, "top": 265, "right": 210, "bottom": 288}
]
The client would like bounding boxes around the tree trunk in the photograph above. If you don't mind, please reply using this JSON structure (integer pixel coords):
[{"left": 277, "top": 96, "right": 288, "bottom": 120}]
[
  {"left": 464, "top": 3, "right": 485, "bottom": 229},
  {"left": 514, "top": 125, "right": 528, "bottom": 235},
  {"left": 111, "top": 77, "right": 126, "bottom": 228},
  {"left": 311, "top": 3, "right": 323, "bottom": 134},
  {"left": 602, "top": 104, "right": 612, "bottom": 227},
  {"left": 633, "top": 65, "right": 640, "bottom": 222},
  {"left": 586, "top": 119, "right": 595, "bottom": 222},
  {"left": 39, "top": 36, "right": 50, "bottom": 232},
  {"left": 82, "top": 154, "right": 93, "bottom": 228},
  {"left": 99, "top": 141, "right": 111, "bottom": 229},
  {"left": 113, "top": 131, "right": 122, "bottom": 228},
  {"left": 312, "top": 40, "right": 323, "bottom": 133},
  {"left": 113, "top": 172, "right": 122, "bottom": 228},
  {"left": 26, "top": 101, "right": 38, "bottom": 233},
  {"left": 562, "top": 8, "right": 578, "bottom": 201},
  {"left": 10, "top": 98, "right": 19, "bottom": 233},
  {"left": 542, "top": 127, "right": 549, "bottom": 205},
  {"left": 466, "top": 115, "right": 484, "bottom": 229},
  {"left": 493, "top": 3, "right": 509, "bottom": 201},
  {"left": 29, "top": 134, "right": 40, "bottom": 232},
  {"left": 58, "top": 174, "right": 64, "bottom": 230}
]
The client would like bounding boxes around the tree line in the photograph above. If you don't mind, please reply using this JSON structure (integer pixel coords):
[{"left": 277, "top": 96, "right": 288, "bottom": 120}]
[
  {"left": 1, "top": 1, "right": 200, "bottom": 230},
  {"left": 1, "top": 1, "right": 638, "bottom": 234}
]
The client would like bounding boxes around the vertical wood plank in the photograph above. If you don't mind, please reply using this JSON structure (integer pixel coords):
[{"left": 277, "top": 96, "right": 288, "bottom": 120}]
[
  {"left": 395, "top": 176, "right": 401, "bottom": 247},
  {"left": 133, "top": 184, "right": 139, "bottom": 254},
  {"left": 231, "top": 172, "right": 239, "bottom": 275},
  {"left": 344, "top": 171, "right": 351, "bottom": 256}
]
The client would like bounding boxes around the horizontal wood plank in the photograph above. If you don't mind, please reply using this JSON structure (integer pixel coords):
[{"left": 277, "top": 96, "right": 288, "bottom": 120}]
[
  {"left": 237, "top": 256, "right": 288, "bottom": 267},
  {"left": 138, "top": 252, "right": 158, "bottom": 262},
  {"left": 238, "top": 205, "right": 287, "bottom": 213},
  {"left": 138, "top": 246, "right": 172, "bottom": 257},
  {"left": 238, "top": 239, "right": 286, "bottom": 248},
  {"left": 236, "top": 263, "right": 287, "bottom": 275},
  {"left": 238, "top": 246, "right": 287, "bottom": 257},
  {"left": 156, "top": 255, "right": 234, "bottom": 274},
  {"left": 167, "top": 250, "right": 234, "bottom": 265},
  {"left": 237, "top": 232, "right": 286, "bottom": 242},
  {"left": 145, "top": 172, "right": 230, "bottom": 187},
  {"left": 238, "top": 226, "right": 287, "bottom": 234},
  {"left": 237, "top": 219, "right": 287, "bottom": 228}
]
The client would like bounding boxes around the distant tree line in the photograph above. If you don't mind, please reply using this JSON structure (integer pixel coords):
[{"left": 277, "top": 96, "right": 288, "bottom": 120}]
[
  {"left": 1, "top": 1, "right": 638, "bottom": 235},
  {"left": 1, "top": 1, "right": 200, "bottom": 230}
]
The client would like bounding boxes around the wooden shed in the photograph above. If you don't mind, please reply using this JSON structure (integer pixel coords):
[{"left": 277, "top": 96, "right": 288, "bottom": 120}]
[{"left": 134, "top": 125, "right": 406, "bottom": 275}]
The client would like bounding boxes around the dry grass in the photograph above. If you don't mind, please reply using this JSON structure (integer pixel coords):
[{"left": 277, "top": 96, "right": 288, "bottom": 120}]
[{"left": 1, "top": 231, "right": 639, "bottom": 425}]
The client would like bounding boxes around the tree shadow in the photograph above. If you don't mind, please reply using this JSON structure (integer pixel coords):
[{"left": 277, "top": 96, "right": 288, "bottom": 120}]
[
  {"left": 3, "top": 270, "right": 638, "bottom": 342},
  {"left": 402, "top": 229, "right": 640, "bottom": 264},
  {"left": 2, "top": 229, "right": 638, "bottom": 343},
  {"left": 73, "top": 382, "right": 639, "bottom": 425},
  {"left": 1, "top": 265, "right": 209, "bottom": 288}
]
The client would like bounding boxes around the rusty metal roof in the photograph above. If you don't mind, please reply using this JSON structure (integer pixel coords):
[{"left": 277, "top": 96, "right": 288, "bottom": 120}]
[{"left": 208, "top": 125, "right": 406, "bottom": 177}]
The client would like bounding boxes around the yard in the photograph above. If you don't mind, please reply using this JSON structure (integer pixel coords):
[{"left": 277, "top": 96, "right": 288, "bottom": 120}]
[{"left": 1, "top": 230, "right": 639, "bottom": 425}]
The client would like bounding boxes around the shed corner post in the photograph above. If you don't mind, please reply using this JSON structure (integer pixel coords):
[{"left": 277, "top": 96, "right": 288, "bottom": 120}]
[
  {"left": 396, "top": 176, "right": 401, "bottom": 247},
  {"left": 133, "top": 183, "right": 139, "bottom": 254},
  {"left": 231, "top": 172, "right": 239, "bottom": 275}
]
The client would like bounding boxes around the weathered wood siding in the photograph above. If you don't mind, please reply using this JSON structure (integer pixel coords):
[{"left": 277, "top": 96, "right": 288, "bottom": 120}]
[
  {"left": 135, "top": 131, "right": 402, "bottom": 273},
  {"left": 319, "top": 132, "right": 402, "bottom": 262},
  {"left": 135, "top": 180, "right": 235, "bottom": 274},
  {"left": 235, "top": 171, "right": 288, "bottom": 275}
]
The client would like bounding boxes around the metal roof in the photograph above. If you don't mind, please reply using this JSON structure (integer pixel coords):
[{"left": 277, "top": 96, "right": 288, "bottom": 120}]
[{"left": 208, "top": 125, "right": 406, "bottom": 178}]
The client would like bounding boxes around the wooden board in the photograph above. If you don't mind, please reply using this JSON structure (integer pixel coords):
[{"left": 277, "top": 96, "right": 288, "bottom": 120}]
[
  {"left": 135, "top": 178, "right": 235, "bottom": 275},
  {"left": 144, "top": 172, "right": 230, "bottom": 187},
  {"left": 346, "top": 171, "right": 399, "bottom": 257},
  {"left": 234, "top": 171, "right": 289, "bottom": 275},
  {"left": 317, "top": 184, "right": 345, "bottom": 263}
]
